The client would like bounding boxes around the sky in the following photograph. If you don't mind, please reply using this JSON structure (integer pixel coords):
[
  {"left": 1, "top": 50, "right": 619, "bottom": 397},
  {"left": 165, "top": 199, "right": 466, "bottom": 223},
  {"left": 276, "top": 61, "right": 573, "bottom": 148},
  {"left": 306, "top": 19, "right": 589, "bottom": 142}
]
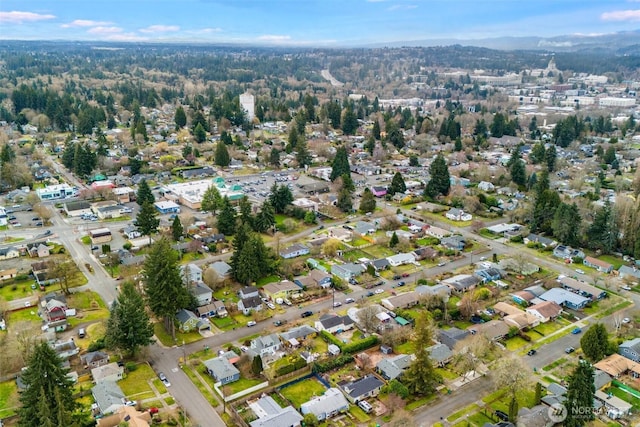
[{"left": 1, "top": 0, "right": 639, "bottom": 46}]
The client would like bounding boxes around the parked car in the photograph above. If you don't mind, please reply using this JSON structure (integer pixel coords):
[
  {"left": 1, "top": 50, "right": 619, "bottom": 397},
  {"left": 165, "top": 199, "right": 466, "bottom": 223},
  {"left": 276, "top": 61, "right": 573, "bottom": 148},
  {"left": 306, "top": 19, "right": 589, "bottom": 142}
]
[
  {"left": 374, "top": 288, "right": 384, "bottom": 294},
  {"left": 571, "top": 328, "right": 582, "bottom": 334},
  {"left": 495, "top": 410, "right": 509, "bottom": 421},
  {"left": 396, "top": 281, "right": 406, "bottom": 287},
  {"left": 565, "top": 347, "right": 575, "bottom": 354},
  {"left": 401, "top": 273, "right": 410, "bottom": 278},
  {"left": 273, "top": 320, "right": 287, "bottom": 326},
  {"left": 158, "top": 372, "right": 171, "bottom": 387},
  {"left": 393, "top": 274, "right": 401, "bottom": 280},
  {"left": 527, "top": 349, "right": 537, "bottom": 356},
  {"left": 437, "top": 262, "right": 446, "bottom": 267},
  {"left": 247, "top": 321, "right": 257, "bottom": 327},
  {"left": 301, "top": 311, "right": 313, "bottom": 318},
  {"left": 358, "top": 401, "right": 373, "bottom": 414},
  {"left": 333, "top": 301, "right": 342, "bottom": 307},
  {"left": 78, "top": 328, "right": 86, "bottom": 338},
  {"left": 623, "top": 317, "right": 631, "bottom": 324},
  {"left": 366, "top": 291, "right": 375, "bottom": 297},
  {"left": 622, "top": 285, "right": 632, "bottom": 291},
  {"left": 267, "top": 302, "right": 276, "bottom": 310},
  {"left": 575, "top": 268, "right": 585, "bottom": 275},
  {"left": 345, "top": 298, "right": 355, "bottom": 304},
  {"left": 240, "top": 346, "right": 248, "bottom": 352}
]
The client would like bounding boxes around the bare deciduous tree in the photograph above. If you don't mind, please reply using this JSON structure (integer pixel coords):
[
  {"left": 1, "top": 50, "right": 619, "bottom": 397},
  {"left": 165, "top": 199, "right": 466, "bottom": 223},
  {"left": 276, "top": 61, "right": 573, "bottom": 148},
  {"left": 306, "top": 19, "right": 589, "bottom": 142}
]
[{"left": 358, "top": 305, "right": 381, "bottom": 334}]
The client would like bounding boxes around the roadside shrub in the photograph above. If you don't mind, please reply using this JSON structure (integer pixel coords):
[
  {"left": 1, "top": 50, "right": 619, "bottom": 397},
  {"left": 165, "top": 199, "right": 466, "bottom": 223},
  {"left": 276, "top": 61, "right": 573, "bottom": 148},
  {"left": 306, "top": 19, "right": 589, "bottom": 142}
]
[
  {"left": 125, "top": 362, "right": 137, "bottom": 372},
  {"left": 312, "top": 355, "right": 354, "bottom": 373},
  {"left": 88, "top": 337, "right": 106, "bottom": 352},
  {"left": 342, "top": 336, "right": 379, "bottom": 354}
]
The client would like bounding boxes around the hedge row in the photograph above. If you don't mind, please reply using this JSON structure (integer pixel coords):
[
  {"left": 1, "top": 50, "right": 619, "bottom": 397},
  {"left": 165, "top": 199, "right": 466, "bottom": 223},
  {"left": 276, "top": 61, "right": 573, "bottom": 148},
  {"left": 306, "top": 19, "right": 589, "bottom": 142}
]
[
  {"left": 319, "top": 330, "right": 379, "bottom": 354},
  {"left": 276, "top": 357, "right": 307, "bottom": 376},
  {"left": 312, "top": 355, "right": 354, "bottom": 373}
]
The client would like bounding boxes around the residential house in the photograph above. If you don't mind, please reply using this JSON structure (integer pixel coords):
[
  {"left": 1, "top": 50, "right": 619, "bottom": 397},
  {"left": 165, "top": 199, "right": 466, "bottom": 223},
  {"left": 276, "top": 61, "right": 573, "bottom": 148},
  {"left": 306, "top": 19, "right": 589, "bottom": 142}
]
[
  {"left": 27, "top": 243, "right": 50, "bottom": 258},
  {"left": 239, "top": 286, "right": 260, "bottom": 299},
  {"left": 238, "top": 296, "right": 263, "bottom": 315},
  {"left": 593, "top": 369, "right": 613, "bottom": 390},
  {"left": 619, "top": 338, "right": 640, "bottom": 362},
  {"left": 51, "top": 339, "right": 79, "bottom": 359},
  {"left": 248, "top": 396, "right": 303, "bottom": 427},
  {"left": 279, "top": 243, "right": 310, "bottom": 259},
  {"left": 92, "top": 363, "right": 124, "bottom": 383},
  {"left": 524, "top": 233, "right": 556, "bottom": 248},
  {"left": 353, "top": 221, "right": 376, "bottom": 235},
  {"left": 176, "top": 309, "right": 199, "bottom": 332},
  {"left": 618, "top": 265, "right": 640, "bottom": 280},
  {"left": 441, "top": 235, "right": 466, "bottom": 251},
  {"left": 181, "top": 166, "right": 215, "bottom": 179},
  {"left": 415, "top": 284, "right": 451, "bottom": 298},
  {"left": 376, "top": 354, "right": 414, "bottom": 380},
  {"left": 503, "top": 312, "right": 540, "bottom": 330},
  {"left": 123, "top": 226, "right": 141, "bottom": 240},
  {"left": 315, "top": 313, "right": 355, "bottom": 334},
  {"left": 474, "top": 267, "right": 501, "bottom": 283},
  {"left": 493, "top": 301, "right": 524, "bottom": 317},
  {"left": 594, "top": 354, "right": 640, "bottom": 378},
  {"left": 371, "top": 186, "right": 387, "bottom": 197},
  {"left": 154, "top": 200, "right": 181, "bottom": 214},
  {"left": 262, "top": 280, "right": 302, "bottom": 301},
  {"left": 249, "top": 333, "right": 281, "bottom": 358},
  {"left": 300, "top": 388, "right": 349, "bottom": 421},
  {"left": 292, "top": 197, "right": 318, "bottom": 212},
  {"left": 445, "top": 208, "right": 472, "bottom": 221},
  {"left": 80, "top": 351, "right": 109, "bottom": 369},
  {"left": 437, "top": 328, "right": 470, "bottom": 351},
  {"left": 583, "top": 256, "right": 614, "bottom": 274},
  {"left": 510, "top": 285, "right": 546, "bottom": 306},
  {"left": 0, "top": 268, "right": 17, "bottom": 281},
  {"left": 279, "top": 325, "right": 318, "bottom": 347},
  {"left": 595, "top": 390, "right": 631, "bottom": 419},
  {"left": 525, "top": 301, "right": 563, "bottom": 323},
  {"left": 538, "top": 288, "right": 590, "bottom": 310},
  {"left": 380, "top": 291, "right": 419, "bottom": 311},
  {"left": 370, "top": 258, "right": 391, "bottom": 271},
  {"left": 425, "top": 225, "right": 451, "bottom": 239},
  {"left": 468, "top": 320, "right": 510, "bottom": 341},
  {"left": 558, "top": 276, "right": 607, "bottom": 300},
  {"left": 203, "top": 352, "right": 240, "bottom": 385},
  {"left": 196, "top": 300, "right": 227, "bottom": 318},
  {"left": 427, "top": 343, "right": 453, "bottom": 367},
  {"left": 338, "top": 374, "right": 384, "bottom": 403},
  {"left": 190, "top": 282, "right": 213, "bottom": 307},
  {"left": 331, "top": 263, "right": 365, "bottom": 282},
  {"left": 210, "top": 261, "right": 232, "bottom": 280},
  {"left": 552, "top": 245, "right": 585, "bottom": 260},
  {"left": 307, "top": 269, "right": 332, "bottom": 288},
  {"left": 328, "top": 227, "right": 352, "bottom": 242},
  {"left": 516, "top": 406, "right": 554, "bottom": 427},
  {"left": 42, "top": 295, "right": 68, "bottom": 323},
  {"left": 180, "top": 263, "right": 203, "bottom": 284},
  {"left": 443, "top": 274, "right": 479, "bottom": 293},
  {"left": 478, "top": 181, "right": 495, "bottom": 192},
  {"left": 0, "top": 246, "right": 20, "bottom": 260},
  {"left": 386, "top": 253, "right": 416, "bottom": 267},
  {"left": 92, "top": 381, "right": 125, "bottom": 415},
  {"left": 96, "top": 406, "right": 152, "bottom": 427},
  {"left": 412, "top": 247, "right": 438, "bottom": 261}
]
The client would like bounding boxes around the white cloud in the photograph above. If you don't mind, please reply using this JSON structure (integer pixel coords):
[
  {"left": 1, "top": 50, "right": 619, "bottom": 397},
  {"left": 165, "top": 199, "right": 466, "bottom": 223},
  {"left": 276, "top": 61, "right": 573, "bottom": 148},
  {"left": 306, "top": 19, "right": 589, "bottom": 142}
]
[
  {"left": 601, "top": 9, "right": 640, "bottom": 21},
  {"left": 197, "top": 27, "right": 223, "bottom": 34},
  {"left": 257, "top": 34, "right": 292, "bottom": 42},
  {"left": 87, "top": 26, "right": 123, "bottom": 35},
  {"left": 61, "top": 19, "right": 111, "bottom": 28},
  {"left": 387, "top": 4, "right": 417, "bottom": 11},
  {"left": 139, "top": 25, "right": 180, "bottom": 33},
  {"left": 0, "top": 11, "right": 55, "bottom": 24}
]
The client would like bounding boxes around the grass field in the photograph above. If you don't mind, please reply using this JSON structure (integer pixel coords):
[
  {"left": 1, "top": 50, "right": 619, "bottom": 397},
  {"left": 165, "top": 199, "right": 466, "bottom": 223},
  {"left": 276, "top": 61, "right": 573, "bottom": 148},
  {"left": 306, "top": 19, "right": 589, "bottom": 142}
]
[
  {"left": 280, "top": 378, "right": 326, "bottom": 408},
  {"left": 212, "top": 316, "right": 236, "bottom": 330},
  {"left": 118, "top": 363, "right": 157, "bottom": 400},
  {"left": 0, "top": 380, "right": 19, "bottom": 418},
  {"left": 225, "top": 377, "right": 265, "bottom": 395},
  {"left": 183, "top": 364, "right": 218, "bottom": 407},
  {"left": 153, "top": 322, "right": 203, "bottom": 347}
]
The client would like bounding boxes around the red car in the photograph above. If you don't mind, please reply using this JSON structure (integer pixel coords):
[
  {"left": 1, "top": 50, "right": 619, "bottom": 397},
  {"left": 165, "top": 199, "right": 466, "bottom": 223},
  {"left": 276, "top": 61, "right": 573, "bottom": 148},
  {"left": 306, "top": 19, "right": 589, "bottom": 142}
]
[{"left": 401, "top": 273, "right": 410, "bottom": 278}]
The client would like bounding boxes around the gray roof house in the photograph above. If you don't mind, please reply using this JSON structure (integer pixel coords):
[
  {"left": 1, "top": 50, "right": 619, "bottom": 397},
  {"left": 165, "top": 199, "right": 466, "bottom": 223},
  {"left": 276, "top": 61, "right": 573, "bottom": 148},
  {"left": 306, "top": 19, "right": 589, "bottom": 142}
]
[
  {"left": 249, "top": 396, "right": 303, "bottom": 427},
  {"left": 279, "top": 243, "right": 310, "bottom": 259},
  {"left": 80, "top": 351, "right": 109, "bottom": 369},
  {"left": 91, "top": 362, "right": 124, "bottom": 383},
  {"left": 338, "top": 374, "right": 384, "bottom": 403},
  {"left": 238, "top": 296, "right": 263, "bottom": 315},
  {"left": 376, "top": 354, "right": 413, "bottom": 381},
  {"left": 279, "top": 325, "right": 318, "bottom": 346},
  {"left": 331, "top": 263, "right": 366, "bottom": 281},
  {"left": 250, "top": 333, "right": 281, "bottom": 358},
  {"left": 438, "top": 327, "right": 470, "bottom": 350},
  {"left": 203, "top": 352, "right": 240, "bottom": 385},
  {"left": 300, "top": 388, "right": 349, "bottom": 421},
  {"left": 92, "top": 380, "right": 125, "bottom": 415},
  {"left": 427, "top": 343, "right": 453, "bottom": 367},
  {"left": 314, "top": 313, "right": 354, "bottom": 334},
  {"left": 619, "top": 338, "right": 640, "bottom": 363},
  {"left": 239, "top": 286, "right": 260, "bottom": 299},
  {"left": 210, "top": 261, "right": 232, "bottom": 279}
]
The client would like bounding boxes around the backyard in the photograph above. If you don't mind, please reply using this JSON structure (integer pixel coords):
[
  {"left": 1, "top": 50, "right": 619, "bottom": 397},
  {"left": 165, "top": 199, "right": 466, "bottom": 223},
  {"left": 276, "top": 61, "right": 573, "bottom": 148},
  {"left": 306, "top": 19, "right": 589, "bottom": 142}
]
[
  {"left": 0, "top": 380, "right": 19, "bottom": 419},
  {"left": 279, "top": 377, "right": 327, "bottom": 408},
  {"left": 118, "top": 363, "right": 157, "bottom": 401},
  {"left": 153, "top": 322, "right": 203, "bottom": 347}
]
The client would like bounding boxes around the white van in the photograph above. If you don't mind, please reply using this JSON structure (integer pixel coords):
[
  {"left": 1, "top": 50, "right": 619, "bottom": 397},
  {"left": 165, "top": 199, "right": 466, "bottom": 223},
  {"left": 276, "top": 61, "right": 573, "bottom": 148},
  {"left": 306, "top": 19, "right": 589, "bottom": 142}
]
[{"left": 358, "top": 401, "right": 373, "bottom": 413}]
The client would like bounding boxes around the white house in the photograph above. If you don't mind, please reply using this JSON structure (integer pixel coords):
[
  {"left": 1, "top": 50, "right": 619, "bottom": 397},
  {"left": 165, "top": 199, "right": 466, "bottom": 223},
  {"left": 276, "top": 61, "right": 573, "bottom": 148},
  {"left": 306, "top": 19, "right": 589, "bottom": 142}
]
[
  {"left": 445, "top": 208, "right": 472, "bottom": 221},
  {"left": 249, "top": 333, "right": 281, "bottom": 358},
  {"left": 386, "top": 253, "right": 416, "bottom": 267},
  {"left": 478, "top": 181, "right": 495, "bottom": 192}
]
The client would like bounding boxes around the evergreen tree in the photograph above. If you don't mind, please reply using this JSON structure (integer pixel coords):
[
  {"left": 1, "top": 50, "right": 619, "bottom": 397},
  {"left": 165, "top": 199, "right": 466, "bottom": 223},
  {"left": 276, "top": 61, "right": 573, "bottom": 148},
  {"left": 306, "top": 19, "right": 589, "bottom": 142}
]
[
  {"left": 105, "top": 281, "right": 154, "bottom": 356},
  {"left": 174, "top": 105, "right": 187, "bottom": 130},
  {"left": 171, "top": 215, "right": 184, "bottom": 241},
  {"left": 545, "top": 145, "right": 557, "bottom": 172},
  {"left": 254, "top": 201, "right": 276, "bottom": 233},
  {"left": 217, "top": 196, "right": 237, "bottom": 235},
  {"left": 454, "top": 137, "right": 463, "bottom": 152},
  {"left": 530, "top": 142, "right": 546, "bottom": 164},
  {"left": 296, "top": 139, "right": 312, "bottom": 167},
  {"left": 364, "top": 136, "right": 375, "bottom": 156},
  {"left": 424, "top": 154, "right": 450, "bottom": 198},
  {"left": 403, "top": 314, "right": 441, "bottom": 396},
  {"left": 238, "top": 195, "right": 254, "bottom": 227},
  {"left": 201, "top": 185, "right": 222, "bottom": 214},
  {"left": 268, "top": 184, "right": 294, "bottom": 214},
  {"left": 342, "top": 105, "right": 358, "bottom": 135},
  {"left": 330, "top": 146, "right": 351, "bottom": 181},
  {"left": 409, "top": 155, "right": 420, "bottom": 167},
  {"left": 136, "top": 179, "right": 155, "bottom": 206},
  {"left": 337, "top": 187, "right": 353, "bottom": 213},
  {"left": 287, "top": 126, "right": 299, "bottom": 152},
  {"left": 231, "top": 223, "right": 252, "bottom": 280},
  {"left": 386, "top": 121, "right": 405, "bottom": 149},
  {"left": 531, "top": 189, "right": 560, "bottom": 234},
  {"left": 191, "top": 109, "right": 209, "bottom": 132},
  {"left": 510, "top": 158, "right": 526, "bottom": 187},
  {"left": 580, "top": 323, "right": 616, "bottom": 363},
  {"left": 389, "top": 231, "right": 399, "bottom": 248},
  {"left": 18, "top": 342, "right": 75, "bottom": 427},
  {"left": 214, "top": 140, "right": 230, "bottom": 167},
  {"left": 135, "top": 201, "right": 160, "bottom": 237},
  {"left": 269, "top": 148, "right": 280, "bottom": 167},
  {"left": 235, "top": 234, "right": 276, "bottom": 285},
  {"left": 586, "top": 201, "right": 616, "bottom": 254},
  {"left": 372, "top": 120, "right": 381, "bottom": 140},
  {"left": 143, "top": 238, "right": 192, "bottom": 339},
  {"left": 534, "top": 382, "right": 543, "bottom": 405},
  {"left": 564, "top": 362, "right": 595, "bottom": 427},
  {"left": 194, "top": 122, "right": 207, "bottom": 143},
  {"left": 359, "top": 188, "right": 376, "bottom": 213},
  {"left": 252, "top": 355, "right": 263, "bottom": 375},
  {"left": 389, "top": 172, "right": 407, "bottom": 195},
  {"left": 551, "top": 203, "right": 582, "bottom": 247}
]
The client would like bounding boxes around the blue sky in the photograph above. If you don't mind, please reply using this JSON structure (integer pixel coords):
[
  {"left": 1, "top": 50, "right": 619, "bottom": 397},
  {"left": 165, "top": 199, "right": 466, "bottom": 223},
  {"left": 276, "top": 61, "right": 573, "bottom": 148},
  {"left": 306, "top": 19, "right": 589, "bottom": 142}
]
[{"left": 1, "top": 0, "right": 639, "bottom": 46}]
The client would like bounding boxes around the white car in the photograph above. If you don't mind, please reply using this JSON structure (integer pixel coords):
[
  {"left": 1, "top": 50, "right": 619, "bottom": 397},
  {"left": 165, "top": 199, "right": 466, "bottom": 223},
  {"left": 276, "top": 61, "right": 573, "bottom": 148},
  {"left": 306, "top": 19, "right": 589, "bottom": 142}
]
[
  {"left": 158, "top": 372, "right": 171, "bottom": 387},
  {"left": 575, "top": 269, "right": 585, "bottom": 275},
  {"left": 240, "top": 346, "right": 248, "bottom": 352},
  {"left": 267, "top": 302, "right": 276, "bottom": 310},
  {"left": 374, "top": 288, "right": 384, "bottom": 294},
  {"left": 621, "top": 285, "right": 632, "bottom": 291},
  {"left": 623, "top": 317, "right": 631, "bottom": 324},
  {"left": 333, "top": 301, "right": 342, "bottom": 307}
]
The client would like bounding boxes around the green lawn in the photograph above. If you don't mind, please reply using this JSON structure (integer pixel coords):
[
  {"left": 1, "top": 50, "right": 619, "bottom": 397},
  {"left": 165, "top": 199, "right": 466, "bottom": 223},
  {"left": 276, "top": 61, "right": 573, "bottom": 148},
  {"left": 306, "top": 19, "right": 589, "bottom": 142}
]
[
  {"left": 118, "top": 363, "right": 156, "bottom": 400},
  {"left": 505, "top": 336, "right": 529, "bottom": 351},
  {"left": 447, "top": 403, "right": 479, "bottom": 422},
  {"left": 152, "top": 378, "right": 167, "bottom": 394},
  {"left": 0, "top": 279, "right": 39, "bottom": 301},
  {"left": 348, "top": 404, "right": 370, "bottom": 422},
  {"left": 153, "top": 322, "right": 203, "bottom": 347},
  {"left": 225, "top": 377, "right": 265, "bottom": 395},
  {"left": 183, "top": 364, "right": 218, "bottom": 407},
  {"left": 0, "top": 380, "right": 19, "bottom": 418},
  {"left": 394, "top": 341, "right": 416, "bottom": 354},
  {"left": 468, "top": 410, "right": 497, "bottom": 426},
  {"left": 542, "top": 357, "right": 567, "bottom": 372},
  {"left": 257, "top": 275, "right": 280, "bottom": 287},
  {"left": 435, "top": 367, "right": 459, "bottom": 381},
  {"left": 280, "top": 378, "right": 327, "bottom": 408},
  {"left": 212, "top": 316, "right": 237, "bottom": 330},
  {"left": 531, "top": 320, "right": 564, "bottom": 336},
  {"left": 606, "top": 384, "right": 640, "bottom": 409},
  {"left": 7, "top": 306, "right": 41, "bottom": 323}
]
